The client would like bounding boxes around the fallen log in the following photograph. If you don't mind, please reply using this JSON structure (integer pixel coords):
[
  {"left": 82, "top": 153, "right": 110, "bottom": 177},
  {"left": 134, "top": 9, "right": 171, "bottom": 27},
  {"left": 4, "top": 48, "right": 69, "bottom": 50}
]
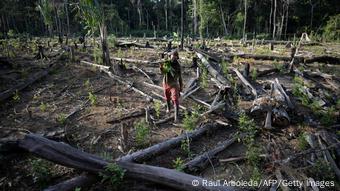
[
  {"left": 184, "top": 134, "right": 240, "bottom": 173},
  {"left": 274, "top": 78, "right": 294, "bottom": 109},
  {"left": 119, "top": 123, "right": 219, "bottom": 162},
  {"left": 16, "top": 133, "right": 237, "bottom": 191},
  {"left": 79, "top": 60, "right": 153, "bottom": 101},
  {"left": 111, "top": 57, "right": 163, "bottom": 65},
  {"left": 107, "top": 108, "right": 147, "bottom": 124},
  {"left": 0, "top": 55, "right": 63, "bottom": 102},
  {"left": 44, "top": 174, "right": 98, "bottom": 191},
  {"left": 231, "top": 67, "right": 257, "bottom": 97},
  {"left": 196, "top": 51, "right": 230, "bottom": 88},
  {"left": 132, "top": 66, "right": 155, "bottom": 84}
]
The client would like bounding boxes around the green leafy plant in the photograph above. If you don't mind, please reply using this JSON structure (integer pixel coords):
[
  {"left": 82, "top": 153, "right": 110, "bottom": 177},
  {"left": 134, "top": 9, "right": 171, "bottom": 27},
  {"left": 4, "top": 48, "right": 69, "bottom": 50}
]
[
  {"left": 56, "top": 113, "right": 67, "bottom": 125},
  {"left": 320, "top": 106, "right": 335, "bottom": 126},
  {"left": 29, "top": 158, "right": 53, "bottom": 187},
  {"left": 75, "top": 188, "right": 81, "bottom": 191},
  {"left": 39, "top": 102, "right": 47, "bottom": 112},
  {"left": 221, "top": 60, "right": 229, "bottom": 77},
  {"left": 154, "top": 100, "right": 162, "bottom": 118},
  {"left": 88, "top": 92, "right": 97, "bottom": 105},
  {"left": 181, "top": 137, "right": 192, "bottom": 158},
  {"left": 172, "top": 157, "right": 185, "bottom": 172},
  {"left": 12, "top": 90, "right": 20, "bottom": 101},
  {"left": 134, "top": 120, "right": 150, "bottom": 147},
  {"left": 273, "top": 60, "right": 284, "bottom": 73},
  {"left": 238, "top": 113, "right": 257, "bottom": 145},
  {"left": 297, "top": 132, "right": 309, "bottom": 150},
  {"left": 251, "top": 68, "right": 257, "bottom": 81},
  {"left": 100, "top": 163, "right": 125, "bottom": 188},
  {"left": 182, "top": 111, "right": 199, "bottom": 131},
  {"left": 84, "top": 78, "right": 91, "bottom": 90},
  {"left": 308, "top": 159, "right": 335, "bottom": 181},
  {"left": 200, "top": 65, "right": 209, "bottom": 88}
]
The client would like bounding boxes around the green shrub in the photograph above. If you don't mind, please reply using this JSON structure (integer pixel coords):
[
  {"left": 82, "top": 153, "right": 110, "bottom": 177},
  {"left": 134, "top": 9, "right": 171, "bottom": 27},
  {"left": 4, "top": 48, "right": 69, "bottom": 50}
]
[
  {"left": 134, "top": 120, "right": 150, "bottom": 147},
  {"left": 154, "top": 100, "right": 162, "bottom": 118},
  {"left": 172, "top": 157, "right": 185, "bottom": 172},
  {"left": 322, "top": 14, "right": 340, "bottom": 42},
  {"left": 181, "top": 138, "right": 192, "bottom": 158},
  {"left": 183, "top": 111, "right": 199, "bottom": 131},
  {"left": 88, "top": 92, "right": 97, "bottom": 105},
  {"left": 297, "top": 133, "right": 309, "bottom": 150},
  {"left": 12, "top": 90, "right": 20, "bottom": 101},
  {"left": 100, "top": 163, "right": 125, "bottom": 188}
]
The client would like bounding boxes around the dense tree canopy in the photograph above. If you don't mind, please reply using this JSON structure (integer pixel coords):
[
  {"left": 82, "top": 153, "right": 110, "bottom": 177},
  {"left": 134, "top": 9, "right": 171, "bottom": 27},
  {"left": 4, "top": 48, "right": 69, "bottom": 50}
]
[{"left": 0, "top": 0, "right": 339, "bottom": 39}]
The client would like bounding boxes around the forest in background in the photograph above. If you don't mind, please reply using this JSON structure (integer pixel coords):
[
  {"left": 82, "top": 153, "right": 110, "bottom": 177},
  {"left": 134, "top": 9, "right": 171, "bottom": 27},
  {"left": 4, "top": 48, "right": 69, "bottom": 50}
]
[{"left": 0, "top": 0, "right": 339, "bottom": 40}]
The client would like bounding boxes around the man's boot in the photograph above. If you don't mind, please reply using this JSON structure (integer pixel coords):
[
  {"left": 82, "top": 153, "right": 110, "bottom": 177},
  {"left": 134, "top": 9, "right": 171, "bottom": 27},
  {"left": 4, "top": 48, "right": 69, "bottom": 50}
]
[
  {"left": 166, "top": 100, "right": 171, "bottom": 113},
  {"left": 174, "top": 103, "right": 179, "bottom": 123}
]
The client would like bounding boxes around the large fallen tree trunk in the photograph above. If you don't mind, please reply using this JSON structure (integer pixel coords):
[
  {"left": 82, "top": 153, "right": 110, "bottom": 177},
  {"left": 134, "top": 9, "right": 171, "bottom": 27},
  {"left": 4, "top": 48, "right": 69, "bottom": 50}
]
[
  {"left": 111, "top": 57, "right": 163, "bottom": 65},
  {"left": 80, "top": 60, "right": 153, "bottom": 101},
  {"left": 229, "top": 53, "right": 340, "bottom": 65},
  {"left": 119, "top": 123, "right": 219, "bottom": 162},
  {"left": 184, "top": 135, "right": 240, "bottom": 173},
  {"left": 44, "top": 174, "right": 97, "bottom": 191},
  {"left": 15, "top": 133, "right": 237, "bottom": 191},
  {"left": 0, "top": 55, "right": 63, "bottom": 102},
  {"left": 231, "top": 67, "right": 257, "bottom": 97},
  {"left": 196, "top": 52, "right": 230, "bottom": 89}
]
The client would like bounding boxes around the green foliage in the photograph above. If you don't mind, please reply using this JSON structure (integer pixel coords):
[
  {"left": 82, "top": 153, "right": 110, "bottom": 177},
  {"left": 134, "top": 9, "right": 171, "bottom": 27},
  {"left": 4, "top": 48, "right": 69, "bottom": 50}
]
[
  {"left": 100, "top": 163, "right": 125, "bottom": 188},
  {"left": 238, "top": 113, "right": 257, "bottom": 146},
  {"left": 251, "top": 68, "right": 257, "bottom": 81},
  {"left": 320, "top": 106, "right": 335, "bottom": 126},
  {"left": 77, "top": 0, "right": 102, "bottom": 37},
  {"left": 56, "top": 113, "right": 66, "bottom": 125},
  {"left": 221, "top": 60, "right": 229, "bottom": 77},
  {"left": 273, "top": 60, "right": 284, "bottom": 73},
  {"left": 183, "top": 111, "right": 199, "bottom": 131},
  {"left": 200, "top": 65, "right": 209, "bottom": 88},
  {"left": 36, "top": 0, "right": 53, "bottom": 28},
  {"left": 84, "top": 78, "right": 91, "bottom": 91},
  {"left": 93, "top": 46, "right": 103, "bottom": 65},
  {"left": 7, "top": 29, "right": 15, "bottom": 38},
  {"left": 12, "top": 90, "right": 20, "bottom": 101},
  {"left": 75, "top": 188, "right": 81, "bottom": 191},
  {"left": 181, "top": 137, "right": 192, "bottom": 158},
  {"left": 308, "top": 159, "right": 335, "bottom": 181},
  {"left": 29, "top": 158, "right": 53, "bottom": 187},
  {"left": 250, "top": 166, "right": 262, "bottom": 183},
  {"left": 297, "top": 132, "right": 309, "bottom": 150},
  {"left": 153, "top": 100, "right": 162, "bottom": 118},
  {"left": 292, "top": 76, "right": 311, "bottom": 106},
  {"left": 172, "top": 157, "right": 184, "bottom": 172},
  {"left": 88, "top": 92, "right": 97, "bottom": 105},
  {"left": 322, "top": 14, "right": 340, "bottom": 41},
  {"left": 134, "top": 120, "right": 150, "bottom": 147},
  {"left": 39, "top": 102, "right": 47, "bottom": 112}
]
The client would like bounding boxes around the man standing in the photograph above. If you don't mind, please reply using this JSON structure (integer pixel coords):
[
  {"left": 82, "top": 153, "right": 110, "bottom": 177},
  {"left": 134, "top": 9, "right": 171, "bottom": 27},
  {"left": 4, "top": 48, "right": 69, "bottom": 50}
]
[{"left": 160, "top": 50, "right": 183, "bottom": 123}]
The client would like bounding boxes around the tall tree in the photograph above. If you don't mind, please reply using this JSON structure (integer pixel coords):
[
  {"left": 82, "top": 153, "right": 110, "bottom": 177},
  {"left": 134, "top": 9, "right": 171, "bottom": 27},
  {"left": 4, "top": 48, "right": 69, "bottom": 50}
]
[
  {"left": 180, "top": 0, "right": 184, "bottom": 49},
  {"left": 243, "top": 0, "right": 248, "bottom": 40}
]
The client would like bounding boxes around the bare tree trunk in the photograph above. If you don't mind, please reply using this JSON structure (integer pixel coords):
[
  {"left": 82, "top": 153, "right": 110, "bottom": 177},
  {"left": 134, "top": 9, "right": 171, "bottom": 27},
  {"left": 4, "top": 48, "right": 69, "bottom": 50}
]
[
  {"left": 65, "top": 0, "right": 70, "bottom": 45},
  {"left": 272, "top": 0, "right": 277, "bottom": 39},
  {"left": 165, "top": 0, "right": 168, "bottom": 31},
  {"left": 180, "top": 0, "right": 185, "bottom": 50},
  {"left": 219, "top": 2, "right": 228, "bottom": 36},
  {"left": 269, "top": 0, "right": 273, "bottom": 34},
  {"left": 284, "top": 0, "right": 289, "bottom": 39},
  {"left": 137, "top": 0, "right": 142, "bottom": 29},
  {"left": 99, "top": 24, "right": 111, "bottom": 66},
  {"left": 193, "top": 0, "right": 198, "bottom": 37},
  {"left": 243, "top": 0, "right": 247, "bottom": 41},
  {"left": 309, "top": 0, "right": 317, "bottom": 29}
]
